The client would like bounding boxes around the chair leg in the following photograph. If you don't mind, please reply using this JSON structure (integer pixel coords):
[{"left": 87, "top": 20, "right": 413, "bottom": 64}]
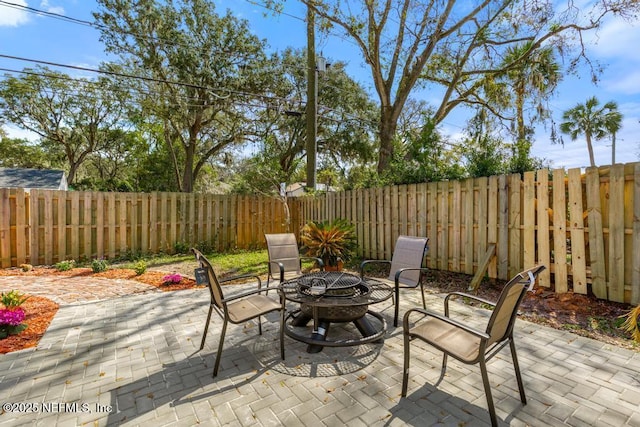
[
  {"left": 212, "top": 319, "right": 228, "bottom": 377},
  {"left": 420, "top": 282, "right": 426, "bottom": 309},
  {"left": 258, "top": 315, "right": 263, "bottom": 335},
  {"left": 200, "top": 304, "right": 214, "bottom": 350},
  {"left": 510, "top": 339, "right": 527, "bottom": 404},
  {"left": 479, "top": 358, "right": 498, "bottom": 427},
  {"left": 280, "top": 309, "right": 285, "bottom": 360},
  {"left": 401, "top": 332, "right": 411, "bottom": 396},
  {"left": 394, "top": 283, "right": 400, "bottom": 327}
]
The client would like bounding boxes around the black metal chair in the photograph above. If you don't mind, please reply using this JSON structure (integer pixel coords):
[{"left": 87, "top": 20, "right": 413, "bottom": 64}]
[
  {"left": 192, "top": 248, "right": 285, "bottom": 377},
  {"left": 360, "top": 235, "right": 429, "bottom": 327},
  {"left": 401, "top": 265, "right": 545, "bottom": 426}
]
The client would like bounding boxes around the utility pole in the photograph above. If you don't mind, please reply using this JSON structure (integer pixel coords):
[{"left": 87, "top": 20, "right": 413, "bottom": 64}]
[{"left": 306, "top": 6, "right": 317, "bottom": 191}]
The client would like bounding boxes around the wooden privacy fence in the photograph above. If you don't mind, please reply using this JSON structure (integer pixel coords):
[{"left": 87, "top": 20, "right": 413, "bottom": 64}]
[
  {"left": 0, "top": 191, "right": 289, "bottom": 268},
  {"left": 297, "top": 162, "right": 640, "bottom": 305},
  {"left": 1, "top": 162, "right": 639, "bottom": 304}
]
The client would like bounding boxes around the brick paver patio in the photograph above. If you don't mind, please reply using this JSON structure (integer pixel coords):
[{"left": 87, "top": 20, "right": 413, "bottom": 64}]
[{"left": 0, "top": 276, "right": 639, "bottom": 426}]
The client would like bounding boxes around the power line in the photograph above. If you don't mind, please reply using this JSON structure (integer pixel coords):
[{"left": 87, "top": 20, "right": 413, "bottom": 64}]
[
  {"left": 0, "top": 65, "right": 375, "bottom": 126},
  {"left": 244, "top": 0, "right": 305, "bottom": 22},
  {"left": 0, "top": 0, "right": 95, "bottom": 27},
  {"left": 0, "top": 0, "right": 317, "bottom": 77},
  {"left": 0, "top": 53, "right": 307, "bottom": 105}
]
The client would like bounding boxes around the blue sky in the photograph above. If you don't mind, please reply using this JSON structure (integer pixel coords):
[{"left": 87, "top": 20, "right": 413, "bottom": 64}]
[{"left": 1, "top": 0, "right": 639, "bottom": 170}]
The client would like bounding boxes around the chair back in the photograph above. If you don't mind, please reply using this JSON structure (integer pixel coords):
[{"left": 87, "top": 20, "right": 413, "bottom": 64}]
[
  {"left": 485, "top": 265, "right": 545, "bottom": 346},
  {"left": 192, "top": 248, "right": 225, "bottom": 309},
  {"left": 265, "top": 233, "right": 302, "bottom": 279},
  {"left": 388, "top": 236, "right": 429, "bottom": 286}
]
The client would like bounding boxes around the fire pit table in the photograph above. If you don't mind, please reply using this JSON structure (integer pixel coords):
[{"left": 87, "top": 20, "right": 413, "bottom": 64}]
[{"left": 280, "top": 271, "right": 393, "bottom": 353}]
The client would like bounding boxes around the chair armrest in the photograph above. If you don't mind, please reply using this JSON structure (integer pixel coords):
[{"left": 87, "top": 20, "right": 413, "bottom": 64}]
[
  {"left": 403, "top": 307, "right": 490, "bottom": 340},
  {"left": 221, "top": 285, "right": 281, "bottom": 303},
  {"left": 360, "top": 259, "right": 391, "bottom": 277},
  {"left": 268, "top": 261, "right": 285, "bottom": 282},
  {"left": 220, "top": 273, "right": 262, "bottom": 289},
  {"left": 444, "top": 291, "right": 496, "bottom": 317},
  {"left": 394, "top": 267, "right": 429, "bottom": 284}
]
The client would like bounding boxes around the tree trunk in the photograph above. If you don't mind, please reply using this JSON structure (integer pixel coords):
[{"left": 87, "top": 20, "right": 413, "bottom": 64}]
[
  {"left": 585, "top": 133, "right": 596, "bottom": 168},
  {"left": 377, "top": 106, "right": 397, "bottom": 173},
  {"left": 182, "top": 147, "right": 195, "bottom": 193}
]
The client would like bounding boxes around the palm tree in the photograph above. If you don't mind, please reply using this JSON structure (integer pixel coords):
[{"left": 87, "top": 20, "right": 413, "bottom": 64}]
[
  {"left": 603, "top": 108, "right": 623, "bottom": 164},
  {"left": 499, "top": 41, "right": 561, "bottom": 174},
  {"left": 503, "top": 41, "right": 561, "bottom": 144},
  {"left": 559, "top": 97, "right": 623, "bottom": 168}
]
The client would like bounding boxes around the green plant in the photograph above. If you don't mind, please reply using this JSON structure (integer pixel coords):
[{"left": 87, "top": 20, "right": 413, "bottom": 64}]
[
  {"left": 195, "top": 241, "right": 216, "bottom": 254},
  {"left": 1, "top": 290, "right": 30, "bottom": 308},
  {"left": 300, "top": 219, "right": 358, "bottom": 267},
  {"left": 173, "top": 241, "right": 190, "bottom": 254},
  {"left": 133, "top": 260, "right": 147, "bottom": 275},
  {"left": 620, "top": 305, "right": 640, "bottom": 343},
  {"left": 91, "top": 259, "right": 109, "bottom": 273},
  {"left": 55, "top": 260, "right": 76, "bottom": 271}
]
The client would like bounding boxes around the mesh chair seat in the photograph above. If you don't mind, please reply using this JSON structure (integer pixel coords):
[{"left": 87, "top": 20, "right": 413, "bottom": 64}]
[
  {"left": 227, "top": 295, "right": 284, "bottom": 324},
  {"left": 409, "top": 318, "right": 482, "bottom": 363}
]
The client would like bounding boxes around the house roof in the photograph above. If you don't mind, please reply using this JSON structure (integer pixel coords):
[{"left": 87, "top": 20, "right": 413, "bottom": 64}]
[
  {"left": 286, "top": 182, "right": 338, "bottom": 194},
  {"left": 0, "top": 168, "right": 67, "bottom": 190}
]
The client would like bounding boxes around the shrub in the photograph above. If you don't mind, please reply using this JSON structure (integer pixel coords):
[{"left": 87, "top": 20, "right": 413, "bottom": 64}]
[
  {"left": 173, "top": 241, "right": 190, "bottom": 254},
  {"left": 91, "top": 259, "right": 109, "bottom": 273},
  {"left": 55, "top": 260, "right": 76, "bottom": 271},
  {"left": 300, "top": 218, "right": 358, "bottom": 267},
  {"left": 1, "top": 290, "right": 29, "bottom": 308},
  {"left": 133, "top": 260, "right": 147, "bottom": 276}
]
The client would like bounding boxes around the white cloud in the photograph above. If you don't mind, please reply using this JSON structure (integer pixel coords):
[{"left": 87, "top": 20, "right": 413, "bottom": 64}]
[
  {"left": 604, "top": 70, "right": 640, "bottom": 94},
  {"left": 0, "top": 0, "right": 30, "bottom": 27},
  {"left": 39, "top": 0, "right": 64, "bottom": 15},
  {"left": 587, "top": 19, "right": 640, "bottom": 63},
  {"left": 3, "top": 125, "right": 39, "bottom": 142}
]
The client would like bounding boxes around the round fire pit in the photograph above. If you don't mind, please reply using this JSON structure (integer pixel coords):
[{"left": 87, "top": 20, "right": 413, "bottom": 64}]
[{"left": 280, "top": 271, "right": 393, "bottom": 353}]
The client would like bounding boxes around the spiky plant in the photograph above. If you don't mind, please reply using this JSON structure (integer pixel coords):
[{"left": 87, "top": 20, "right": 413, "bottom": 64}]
[
  {"left": 620, "top": 305, "right": 640, "bottom": 343},
  {"left": 300, "top": 219, "right": 357, "bottom": 267}
]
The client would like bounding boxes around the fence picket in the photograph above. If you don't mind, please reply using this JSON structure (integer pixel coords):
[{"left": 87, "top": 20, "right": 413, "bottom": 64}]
[
  {"left": 523, "top": 172, "right": 536, "bottom": 270},
  {"left": 552, "top": 169, "right": 568, "bottom": 293},
  {"left": 464, "top": 179, "right": 474, "bottom": 274},
  {"left": 0, "top": 189, "right": 10, "bottom": 267},
  {"left": 608, "top": 164, "right": 625, "bottom": 302},
  {"left": 15, "top": 189, "right": 27, "bottom": 266},
  {"left": 633, "top": 163, "right": 640, "bottom": 305},
  {"left": 537, "top": 170, "right": 551, "bottom": 288},
  {"left": 568, "top": 168, "right": 588, "bottom": 294},
  {"left": 586, "top": 167, "right": 607, "bottom": 299}
]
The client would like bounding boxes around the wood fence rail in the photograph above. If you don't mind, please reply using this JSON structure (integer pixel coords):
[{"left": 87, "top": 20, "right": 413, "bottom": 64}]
[{"left": 1, "top": 162, "right": 639, "bottom": 305}]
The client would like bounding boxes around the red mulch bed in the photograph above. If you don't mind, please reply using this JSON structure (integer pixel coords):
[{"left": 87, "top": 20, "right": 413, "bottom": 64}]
[
  {"left": 0, "top": 267, "right": 200, "bottom": 353},
  {"left": 0, "top": 296, "right": 59, "bottom": 354}
]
